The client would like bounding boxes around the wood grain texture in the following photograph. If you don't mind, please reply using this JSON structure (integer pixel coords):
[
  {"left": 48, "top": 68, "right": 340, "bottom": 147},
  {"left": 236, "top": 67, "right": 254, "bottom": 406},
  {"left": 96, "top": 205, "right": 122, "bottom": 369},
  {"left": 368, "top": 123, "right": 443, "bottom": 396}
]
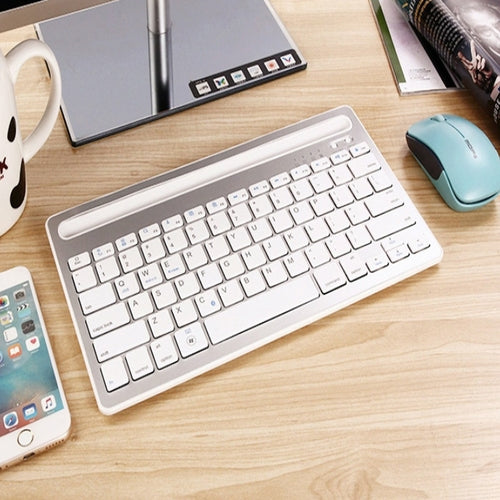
[{"left": 1, "top": 1, "right": 500, "bottom": 498}]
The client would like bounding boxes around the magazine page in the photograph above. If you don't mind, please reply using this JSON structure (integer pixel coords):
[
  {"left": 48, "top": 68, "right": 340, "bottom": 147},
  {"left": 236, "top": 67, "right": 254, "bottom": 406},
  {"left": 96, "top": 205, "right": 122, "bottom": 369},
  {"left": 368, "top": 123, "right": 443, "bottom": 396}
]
[
  {"left": 396, "top": 0, "right": 500, "bottom": 126},
  {"left": 370, "top": 0, "right": 460, "bottom": 94}
]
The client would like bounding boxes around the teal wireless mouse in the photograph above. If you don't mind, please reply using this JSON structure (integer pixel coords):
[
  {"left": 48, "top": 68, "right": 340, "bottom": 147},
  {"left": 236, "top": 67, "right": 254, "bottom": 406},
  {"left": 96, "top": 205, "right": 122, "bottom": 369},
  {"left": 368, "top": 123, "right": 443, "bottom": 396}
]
[{"left": 406, "top": 114, "right": 500, "bottom": 211}]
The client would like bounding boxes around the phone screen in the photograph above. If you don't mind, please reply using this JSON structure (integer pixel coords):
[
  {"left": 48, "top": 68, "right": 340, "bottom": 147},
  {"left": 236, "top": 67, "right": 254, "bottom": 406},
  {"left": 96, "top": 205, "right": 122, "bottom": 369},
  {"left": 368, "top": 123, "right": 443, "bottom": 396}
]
[{"left": 0, "top": 279, "right": 64, "bottom": 437}]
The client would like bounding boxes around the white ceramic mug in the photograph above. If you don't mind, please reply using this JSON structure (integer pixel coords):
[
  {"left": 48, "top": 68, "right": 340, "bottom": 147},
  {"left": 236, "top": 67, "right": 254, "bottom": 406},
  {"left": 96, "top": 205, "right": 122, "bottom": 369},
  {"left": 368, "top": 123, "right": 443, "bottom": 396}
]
[{"left": 0, "top": 39, "right": 61, "bottom": 237}]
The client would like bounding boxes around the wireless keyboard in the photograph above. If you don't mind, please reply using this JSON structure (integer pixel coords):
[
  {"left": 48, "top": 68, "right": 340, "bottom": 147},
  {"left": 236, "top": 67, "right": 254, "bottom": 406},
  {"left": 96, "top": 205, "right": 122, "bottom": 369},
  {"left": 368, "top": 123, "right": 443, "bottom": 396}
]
[{"left": 46, "top": 106, "right": 443, "bottom": 415}]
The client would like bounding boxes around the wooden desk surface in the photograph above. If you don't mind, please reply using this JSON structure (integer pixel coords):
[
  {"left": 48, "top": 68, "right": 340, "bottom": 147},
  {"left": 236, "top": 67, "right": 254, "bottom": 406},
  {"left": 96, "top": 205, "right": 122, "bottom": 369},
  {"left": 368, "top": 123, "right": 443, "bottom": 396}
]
[{"left": 1, "top": 1, "right": 500, "bottom": 498}]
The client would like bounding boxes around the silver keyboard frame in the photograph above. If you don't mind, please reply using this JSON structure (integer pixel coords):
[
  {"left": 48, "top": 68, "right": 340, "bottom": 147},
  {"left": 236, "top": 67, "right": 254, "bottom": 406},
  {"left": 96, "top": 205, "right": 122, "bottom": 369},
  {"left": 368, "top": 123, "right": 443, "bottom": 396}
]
[{"left": 47, "top": 106, "right": 443, "bottom": 414}]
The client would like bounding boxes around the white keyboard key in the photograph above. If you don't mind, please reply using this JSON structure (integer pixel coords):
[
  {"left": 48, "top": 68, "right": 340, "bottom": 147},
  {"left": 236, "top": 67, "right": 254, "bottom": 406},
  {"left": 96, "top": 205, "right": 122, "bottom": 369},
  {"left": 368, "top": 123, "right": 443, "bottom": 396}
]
[
  {"left": 175, "top": 323, "right": 209, "bottom": 358},
  {"left": 198, "top": 263, "right": 223, "bottom": 289},
  {"left": 387, "top": 244, "right": 410, "bottom": 263},
  {"left": 310, "top": 193, "right": 335, "bottom": 216},
  {"left": 151, "top": 282, "right": 177, "bottom": 309},
  {"left": 68, "top": 251, "right": 90, "bottom": 271},
  {"left": 269, "top": 171, "right": 291, "bottom": 188},
  {"left": 310, "top": 171, "right": 334, "bottom": 193},
  {"left": 184, "top": 205, "right": 206, "bottom": 223},
  {"left": 205, "top": 275, "right": 319, "bottom": 344},
  {"left": 368, "top": 171, "right": 392, "bottom": 192},
  {"left": 365, "top": 188, "right": 404, "bottom": 217},
  {"left": 115, "top": 273, "right": 140, "bottom": 300},
  {"left": 262, "top": 235, "right": 288, "bottom": 261},
  {"left": 247, "top": 218, "right": 273, "bottom": 243},
  {"left": 228, "top": 203, "right": 253, "bottom": 227},
  {"left": 138, "top": 263, "right": 163, "bottom": 290},
  {"left": 175, "top": 273, "right": 200, "bottom": 299},
  {"left": 262, "top": 261, "right": 288, "bottom": 287},
  {"left": 220, "top": 254, "right": 245, "bottom": 280},
  {"left": 94, "top": 320, "right": 149, "bottom": 362},
  {"left": 330, "top": 149, "right": 351, "bottom": 165},
  {"left": 227, "top": 227, "right": 252, "bottom": 252},
  {"left": 304, "top": 218, "right": 330, "bottom": 243},
  {"left": 96, "top": 256, "right": 120, "bottom": 283},
  {"left": 348, "top": 152, "right": 380, "bottom": 177},
  {"left": 329, "top": 164, "right": 353, "bottom": 185},
  {"left": 349, "top": 141, "right": 370, "bottom": 158},
  {"left": 205, "top": 236, "right": 230, "bottom": 261},
  {"left": 86, "top": 302, "right": 130, "bottom": 339},
  {"left": 345, "top": 203, "right": 370, "bottom": 226},
  {"left": 118, "top": 246, "right": 143, "bottom": 272},
  {"left": 349, "top": 178, "right": 373, "bottom": 200},
  {"left": 326, "top": 234, "right": 351, "bottom": 258},
  {"left": 340, "top": 254, "right": 368, "bottom": 281},
  {"left": 194, "top": 290, "right": 222, "bottom": 317},
  {"left": 79, "top": 282, "right": 116, "bottom": 315},
  {"left": 101, "top": 357, "right": 129, "bottom": 392},
  {"left": 164, "top": 228, "right": 189, "bottom": 253},
  {"left": 325, "top": 211, "right": 350, "bottom": 234},
  {"left": 331, "top": 185, "right": 354, "bottom": 207},
  {"left": 408, "top": 235, "right": 430, "bottom": 254},
  {"left": 366, "top": 248, "right": 389, "bottom": 272},
  {"left": 345, "top": 226, "right": 372, "bottom": 249},
  {"left": 183, "top": 244, "right": 208, "bottom": 271},
  {"left": 139, "top": 222, "right": 161, "bottom": 241},
  {"left": 269, "top": 186, "right": 294, "bottom": 209},
  {"left": 249, "top": 180, "right": 270, "bottom": 197},
  {"left": 162, "top": 214, "right": 183, "bottom": 232},
  {"left": 161, "top": 254, "right": 186, "bottom": 280},
  {"left": 115, "top": 233, "right": 138, "bottom": 252},
  {"left": 207, "top": 211, "right": 231, "bottom": 235},
  {"left": 311, "top": 157, "right": 331, "bottom": 172},
  {"left": 269, "top": 209, "right": 294, "bottom": 233},
  {"left": 249, "top": 195, "right": 273, "bottom": 218},
  {"left": 241, "top": 245, "right": 267, "bottom": 271},
  {"left": 366, "top": 208, "right": 416, "bottom": 241},
  {"left": 151, "top": 335, "right": 179, "bottom": 369},
  {"left": 73, "top": 266, "right": 97, "bottom": 293},
  {"left": 290, "top": 164, "right": 311, "bottom": 180},
  {"left": 290, "top": 179, "right": 314, "bottom": 201},
  {"left": 206, "top": 196, "right": 228, "bottom": 214},
  {"left": 227, "top": 188, "right": 249, "bottom": 206},
  {"left": 128, "top": 292, "right": 154, "bottom": 320},
  {"left": 126, "top": 345, "right": 154, "bottom": 381},
  {"left": 240, "top": 270, "right": 266, "bottom": 297},
  {"left": 305, "top": 242, "right": 331, "bottom": 268},
  {"left": 141, "top": 237, "right": 166, "bottom": 263},
  {"left": 92, "top": 242, "right": 114, "bottom": 261},
  {"left": 186, "top": 220, "right": 210, "bottom": 244},
  {"left": 284, "top": 227, "right": 310, "bottom": 252},
  {"left": 313, "top": 262, "right": 347, "bottom": 293},
  {"left": 217, "top": 279, "right": 244, "bottom": 307},
  {"left": 148, "top": 309, "right": 175, "bottom": 338},
  {"left": 290, "top": 201, "right": 314, "bottom": 225}
]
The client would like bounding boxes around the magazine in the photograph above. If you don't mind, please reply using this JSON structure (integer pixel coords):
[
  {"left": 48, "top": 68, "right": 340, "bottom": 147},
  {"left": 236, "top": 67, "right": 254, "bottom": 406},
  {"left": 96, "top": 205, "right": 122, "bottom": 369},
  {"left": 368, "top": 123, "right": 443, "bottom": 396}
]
[
  {"left": 370, "top": 0, "right": 460, "bottom": 94},
  {"left": 394, "top": 0, "right": 500, "bottom": 127}
]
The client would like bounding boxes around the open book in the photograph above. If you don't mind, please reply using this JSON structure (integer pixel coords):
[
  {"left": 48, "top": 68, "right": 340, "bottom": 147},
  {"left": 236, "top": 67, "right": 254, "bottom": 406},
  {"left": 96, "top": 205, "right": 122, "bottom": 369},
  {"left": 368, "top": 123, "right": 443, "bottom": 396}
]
[{"left": 394, "top": 0, "right": 500, "bottom": 127}]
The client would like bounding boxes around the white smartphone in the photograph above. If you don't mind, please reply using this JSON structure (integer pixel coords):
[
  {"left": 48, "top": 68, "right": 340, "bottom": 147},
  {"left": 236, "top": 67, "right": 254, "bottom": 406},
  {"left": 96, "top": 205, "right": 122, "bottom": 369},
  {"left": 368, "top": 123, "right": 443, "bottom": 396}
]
[{"left": 0, "top": 266, "right": 71, "bottom": 470}]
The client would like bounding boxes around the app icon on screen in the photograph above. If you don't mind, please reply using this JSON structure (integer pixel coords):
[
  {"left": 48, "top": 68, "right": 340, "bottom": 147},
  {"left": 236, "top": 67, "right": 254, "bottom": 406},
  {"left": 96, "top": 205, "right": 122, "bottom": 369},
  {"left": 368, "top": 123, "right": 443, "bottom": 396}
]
[
  {"left": 23, "top": 403, "right": 37, "bottom": 420},
  {"left": 0, "top": 311, "right": 14, "bottom": 326},
  {"left": 0, "top": 295, "right": 9, "bottom": 310},
  {"left": 3, "top": 326, "right": 18, "bottom": 343},
  {"left": 21, "top": 319, "right": 35, "bottom": 335},
  {"left": 25, "top": 336, "right": 40, "bottom": 352},
  {"left": 41, "top": 395, "right": 56, "bottom": 413},
  {"left": 7, "top": 343, "right": 22, "bottom": 359},
  {"left": 3, "top": 411, "right": 18, "bottom": 429}
]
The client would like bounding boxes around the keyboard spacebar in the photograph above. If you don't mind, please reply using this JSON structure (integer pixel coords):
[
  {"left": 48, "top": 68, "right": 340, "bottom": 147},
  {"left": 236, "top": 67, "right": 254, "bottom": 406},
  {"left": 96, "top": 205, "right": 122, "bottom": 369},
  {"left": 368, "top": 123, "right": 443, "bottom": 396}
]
[{"left": 205, "top": 275, "right": 320, "bottom": 345}]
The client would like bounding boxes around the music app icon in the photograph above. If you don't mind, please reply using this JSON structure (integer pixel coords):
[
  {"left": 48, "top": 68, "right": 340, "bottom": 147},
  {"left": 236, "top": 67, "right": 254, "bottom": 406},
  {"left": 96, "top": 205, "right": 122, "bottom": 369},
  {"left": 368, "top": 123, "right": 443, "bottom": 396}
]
[{"left": 41, "top": 394, "right": 56, "bottom": 413}]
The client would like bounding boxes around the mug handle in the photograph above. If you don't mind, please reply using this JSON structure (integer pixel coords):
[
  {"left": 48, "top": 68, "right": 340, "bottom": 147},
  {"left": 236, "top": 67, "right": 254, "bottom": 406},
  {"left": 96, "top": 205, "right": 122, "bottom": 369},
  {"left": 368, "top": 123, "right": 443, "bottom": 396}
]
[{"left": 6, "top": 39, "right": 62, "bottom": 163}]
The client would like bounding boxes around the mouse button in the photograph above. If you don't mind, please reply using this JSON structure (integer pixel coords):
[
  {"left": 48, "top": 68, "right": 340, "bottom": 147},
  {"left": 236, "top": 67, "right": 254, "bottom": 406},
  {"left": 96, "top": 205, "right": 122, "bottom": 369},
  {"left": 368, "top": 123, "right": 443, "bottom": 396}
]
[
  {"left": 405, "top": 132, "right": 443, "bottom": 180},
  {"left": 430, "top": 114, "right": 446, "bottom": 122}
]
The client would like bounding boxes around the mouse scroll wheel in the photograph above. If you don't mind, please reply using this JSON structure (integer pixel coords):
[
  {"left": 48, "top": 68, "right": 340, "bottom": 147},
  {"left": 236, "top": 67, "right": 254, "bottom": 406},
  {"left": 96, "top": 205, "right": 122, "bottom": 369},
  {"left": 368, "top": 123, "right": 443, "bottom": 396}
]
[{"left": 431, "top": 114, "right": 446, "bottom": 122}]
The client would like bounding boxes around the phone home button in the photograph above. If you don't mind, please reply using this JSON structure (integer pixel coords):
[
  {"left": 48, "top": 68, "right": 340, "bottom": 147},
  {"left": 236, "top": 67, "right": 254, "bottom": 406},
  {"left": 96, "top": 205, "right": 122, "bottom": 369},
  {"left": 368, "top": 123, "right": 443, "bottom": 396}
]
[{"left": 17, "top": 429, "right": 34, "bottom": 447}]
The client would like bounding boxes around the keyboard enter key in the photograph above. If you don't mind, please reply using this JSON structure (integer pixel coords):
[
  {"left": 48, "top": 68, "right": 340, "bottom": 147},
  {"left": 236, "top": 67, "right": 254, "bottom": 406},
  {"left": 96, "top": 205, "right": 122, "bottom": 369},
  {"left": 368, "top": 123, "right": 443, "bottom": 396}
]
[{"left": 365, "top": 188, "right": 404, "bottom": 217}]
